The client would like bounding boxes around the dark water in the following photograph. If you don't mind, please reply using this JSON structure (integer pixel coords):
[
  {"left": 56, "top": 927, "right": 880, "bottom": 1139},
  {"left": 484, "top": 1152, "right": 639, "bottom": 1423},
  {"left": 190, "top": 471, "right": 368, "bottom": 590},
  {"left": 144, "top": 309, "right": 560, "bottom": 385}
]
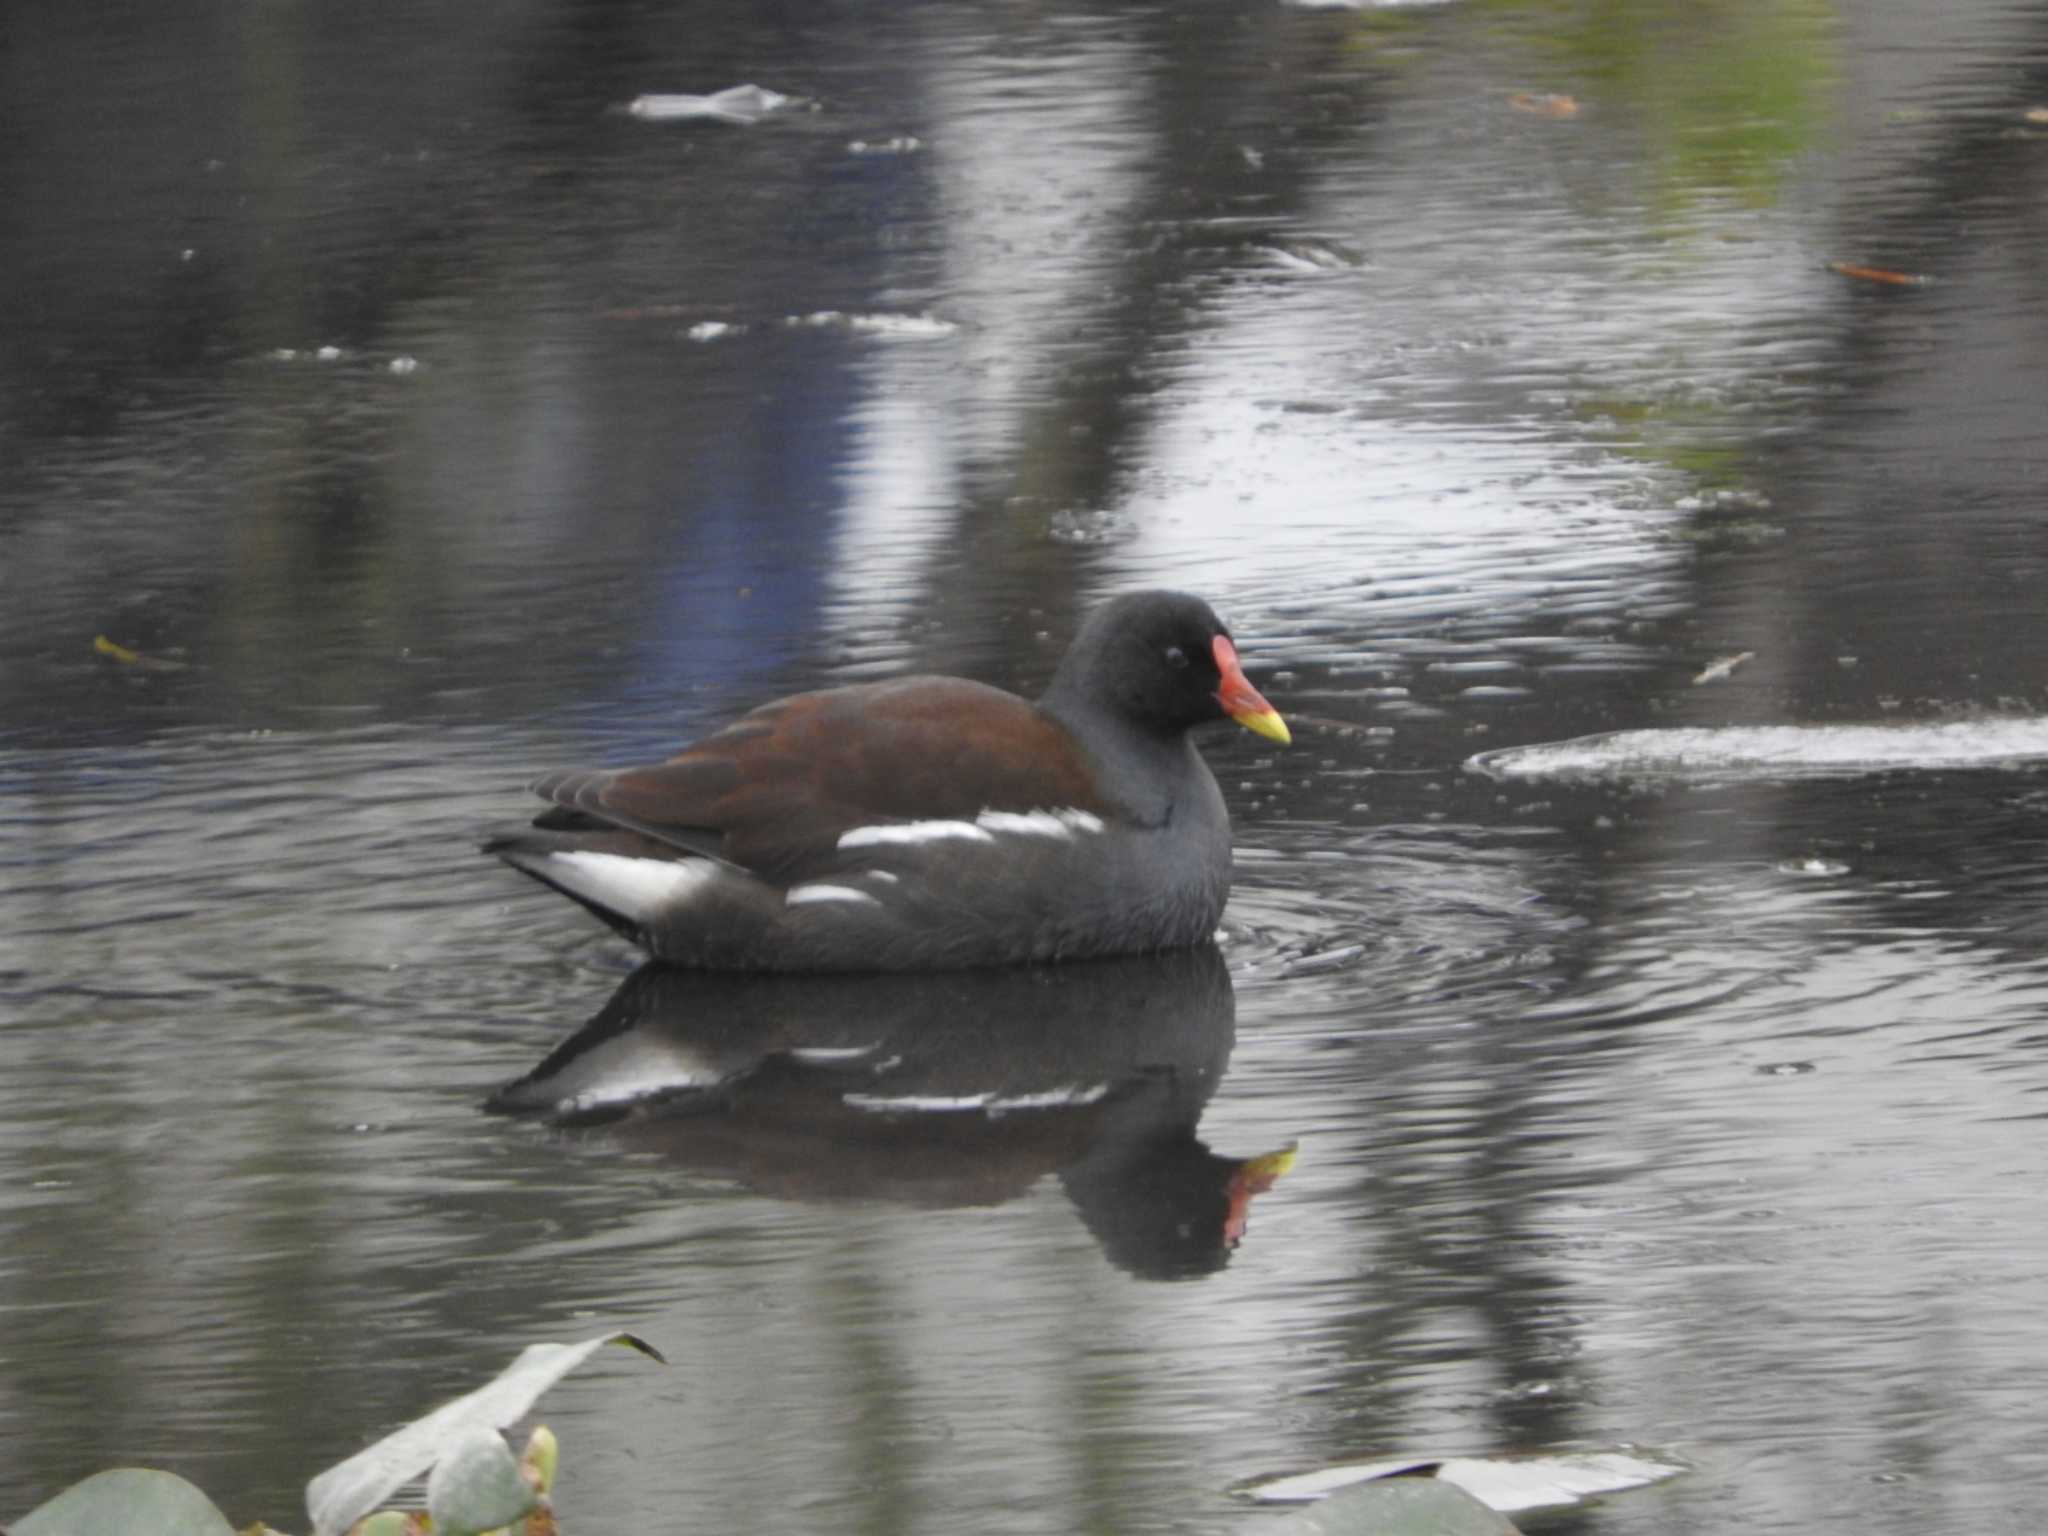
[{"left": 6, "top": 1, "right": 2048, "bottom": 1531}]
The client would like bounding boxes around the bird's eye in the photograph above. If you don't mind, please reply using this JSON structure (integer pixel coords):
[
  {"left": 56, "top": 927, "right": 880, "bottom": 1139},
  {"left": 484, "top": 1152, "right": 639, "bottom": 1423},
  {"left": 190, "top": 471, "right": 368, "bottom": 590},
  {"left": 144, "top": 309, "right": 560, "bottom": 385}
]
[{"left": 1164, "top": 645, "right": 1189, "bottom": 669}]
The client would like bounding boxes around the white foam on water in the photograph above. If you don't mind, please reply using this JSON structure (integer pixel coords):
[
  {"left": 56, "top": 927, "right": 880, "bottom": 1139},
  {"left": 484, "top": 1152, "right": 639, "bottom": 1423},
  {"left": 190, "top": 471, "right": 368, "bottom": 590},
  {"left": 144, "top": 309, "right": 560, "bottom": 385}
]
[{"left": 1468, "top": 719, "right": 2048, "bottom": 783}]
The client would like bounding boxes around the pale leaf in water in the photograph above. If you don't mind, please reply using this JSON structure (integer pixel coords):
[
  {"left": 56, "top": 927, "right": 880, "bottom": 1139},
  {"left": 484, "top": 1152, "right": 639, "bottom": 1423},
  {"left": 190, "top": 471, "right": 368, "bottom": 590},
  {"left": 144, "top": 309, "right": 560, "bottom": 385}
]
[
  {"left": 1238, "top": 1449, "right": 1683, "bottom": 1512},
  {"left": 424, "top": 1426, "right": 535, "bottom": 1536},
  {"left": 1241, "top": 1457, "right": 1440, "bottom": 1502},
  {"left": 1431, "top": 1452, "right": 1683, "bottom": 1512},
  {"left": 304, "top": 1332, "right": 664, "bottom": 1536},
  {"left": 350, "top": 1513, "right": 427, "bottom": 1535},
  {"left": 1269, "top": 1478, "right": 1521, "bottom": 1535},
  {"left": 1693, "top": 651, "right": 1755, "bottom": 684},
  {"left": 14, "top": 1468, "right": 237, "bottom": 1536}
]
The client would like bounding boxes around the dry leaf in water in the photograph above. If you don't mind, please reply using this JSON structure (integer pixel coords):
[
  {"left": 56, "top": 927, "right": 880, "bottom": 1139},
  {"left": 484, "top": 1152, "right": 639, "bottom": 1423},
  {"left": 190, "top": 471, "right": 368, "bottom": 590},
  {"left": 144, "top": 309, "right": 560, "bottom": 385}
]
[
  {"left": 1694, "top": 652, "right": 1755, "bottom": 685},
  {"left": 1828, "top": 261, "right": 1928, "bottom": 288},
  {"left": 1509, "top": 92, "right": 1579, "bottom": 118}
]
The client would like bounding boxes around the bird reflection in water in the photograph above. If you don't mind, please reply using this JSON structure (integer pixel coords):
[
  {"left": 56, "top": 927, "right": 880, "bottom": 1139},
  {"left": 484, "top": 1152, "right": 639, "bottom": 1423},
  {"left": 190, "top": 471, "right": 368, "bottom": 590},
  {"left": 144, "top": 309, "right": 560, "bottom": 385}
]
[{"left": 487, "top": 945, "right": 1293, "bottom": 1279}]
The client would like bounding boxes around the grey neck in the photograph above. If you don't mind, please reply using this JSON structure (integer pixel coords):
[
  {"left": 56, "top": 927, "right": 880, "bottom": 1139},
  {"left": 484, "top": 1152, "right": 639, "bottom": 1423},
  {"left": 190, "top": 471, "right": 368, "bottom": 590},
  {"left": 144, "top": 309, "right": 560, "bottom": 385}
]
[{"left": 1040, "top": 686, "right": 1208, "bottom": 829}]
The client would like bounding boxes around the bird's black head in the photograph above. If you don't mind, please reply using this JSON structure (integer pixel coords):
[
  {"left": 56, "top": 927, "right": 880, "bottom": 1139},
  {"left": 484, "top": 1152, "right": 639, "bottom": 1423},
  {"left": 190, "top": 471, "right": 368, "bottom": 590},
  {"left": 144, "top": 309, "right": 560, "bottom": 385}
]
[{"left": 1046, "top": 590, "right": 1289, "bottom": 744}]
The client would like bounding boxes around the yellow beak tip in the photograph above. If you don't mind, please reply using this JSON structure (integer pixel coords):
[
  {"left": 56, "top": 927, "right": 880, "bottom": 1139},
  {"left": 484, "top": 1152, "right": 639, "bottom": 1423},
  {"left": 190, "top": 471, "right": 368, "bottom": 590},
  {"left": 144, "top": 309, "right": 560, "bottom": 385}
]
[
  {"left": 1236, "top": 710, "right": 1292, "bottom": 747},
  {"left": 1246, "top": 1145, "right": 1298, "bottom": 1181}
]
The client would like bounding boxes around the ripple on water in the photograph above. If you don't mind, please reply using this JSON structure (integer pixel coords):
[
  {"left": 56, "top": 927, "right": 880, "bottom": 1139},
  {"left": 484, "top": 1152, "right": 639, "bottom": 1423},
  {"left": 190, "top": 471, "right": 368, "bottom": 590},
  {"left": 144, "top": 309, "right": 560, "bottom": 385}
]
[
  {"left": 0, "top": 722, "right": 643, "bottom": 1022},
  {"left": 1224, "top": 820, "right": 1585, "bottom": 1032}
]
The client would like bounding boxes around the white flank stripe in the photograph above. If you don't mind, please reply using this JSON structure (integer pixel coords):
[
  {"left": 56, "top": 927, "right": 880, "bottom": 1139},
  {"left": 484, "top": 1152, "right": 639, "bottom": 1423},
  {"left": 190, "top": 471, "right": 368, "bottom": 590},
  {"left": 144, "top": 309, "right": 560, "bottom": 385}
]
[
  {"left": 786, "top": 883, "right": 881, "bottom": 907},
  {"left": 837, "top": 819, "right": 994, "bottom": 850},
  {"left": 864, "top": 870, "right": 901, "bottom": 885},
  {"left": 786, "top": 1045, "right": 882, "bottom": 1064},
  {"left": 975, "top": 807, "right": 1105, "bottom": 838},
  {"left": 546, "top": 852, "right": 715, "bottom": 920}
]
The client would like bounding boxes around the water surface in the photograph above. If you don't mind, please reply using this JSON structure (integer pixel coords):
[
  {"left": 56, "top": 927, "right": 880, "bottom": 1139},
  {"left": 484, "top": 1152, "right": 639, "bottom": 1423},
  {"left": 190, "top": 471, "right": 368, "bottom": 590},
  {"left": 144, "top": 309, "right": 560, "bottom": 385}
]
[{"left": 6, "top": 2, "right": 2048, "bottom": 1532}]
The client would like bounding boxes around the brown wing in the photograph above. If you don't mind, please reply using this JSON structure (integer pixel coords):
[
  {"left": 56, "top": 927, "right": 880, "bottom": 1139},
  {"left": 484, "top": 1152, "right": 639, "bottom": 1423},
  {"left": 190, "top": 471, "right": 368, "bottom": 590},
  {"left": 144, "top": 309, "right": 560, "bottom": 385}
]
[{"left": 531, "top": 677, "right": 1110, "bottom": 880}]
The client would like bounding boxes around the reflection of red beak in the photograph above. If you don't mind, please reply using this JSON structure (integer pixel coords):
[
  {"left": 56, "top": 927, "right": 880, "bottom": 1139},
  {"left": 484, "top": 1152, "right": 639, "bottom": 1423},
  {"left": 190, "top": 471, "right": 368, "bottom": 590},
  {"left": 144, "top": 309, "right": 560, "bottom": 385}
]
[
  {"left": 1212, "top": 635, "right": 1291, "bottom": 745},
  {"left": 1222, "top": 1143, "right": 1298, "bottom": 1247}
]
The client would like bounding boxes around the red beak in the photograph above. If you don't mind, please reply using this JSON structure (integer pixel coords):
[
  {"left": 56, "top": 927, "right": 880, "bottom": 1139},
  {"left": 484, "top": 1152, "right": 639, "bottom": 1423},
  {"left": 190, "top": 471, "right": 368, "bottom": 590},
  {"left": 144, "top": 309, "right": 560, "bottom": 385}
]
[{"left": 1212, "top": 635, "right": 1290, "bottom": 745}]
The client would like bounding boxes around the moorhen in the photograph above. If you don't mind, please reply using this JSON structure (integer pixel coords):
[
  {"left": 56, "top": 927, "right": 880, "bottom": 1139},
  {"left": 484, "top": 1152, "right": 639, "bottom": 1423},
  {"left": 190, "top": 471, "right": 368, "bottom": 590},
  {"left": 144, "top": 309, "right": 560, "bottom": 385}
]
[{"left": 485, "top": 589, "right": 1288, "bottom": 969}]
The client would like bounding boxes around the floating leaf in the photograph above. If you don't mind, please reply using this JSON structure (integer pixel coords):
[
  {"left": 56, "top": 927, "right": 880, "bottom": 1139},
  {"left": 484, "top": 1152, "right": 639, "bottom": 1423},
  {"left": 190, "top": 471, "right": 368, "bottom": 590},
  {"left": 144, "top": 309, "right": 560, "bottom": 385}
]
[
  {"left": 1433, "top": 1453, "right": 1682, "bottom": 1512},
  {"left": 1240, "top": 1457, "right": 1442, "bottom": 1504},
  {"left": 1269, "top": 1477, "right": 1521, "bottom": 1535},
  {"left": 14, "top": 1468, "right": 236, "bottom": 1536},
  {"left": 305, "top": 1333, "right": 664, "bottom": 1536},
  {"left": 92, "top": 635, "right": 190, "bottom": 672},
  {"left": 1508, "top": 92, "right": 1579, "bottom": 119},
  {"left": 1827, "top": 261, "right": 1928, "bottom": 288},
  {"left": 1693, "top": 651, "right": 1755, "bottom": 684},
  {"left": 1238, "top": 1450, "right": 1683, "bottom": 1512},
  {"left": 425, "top": 1427, "right": 536, "bottom": 1536}
]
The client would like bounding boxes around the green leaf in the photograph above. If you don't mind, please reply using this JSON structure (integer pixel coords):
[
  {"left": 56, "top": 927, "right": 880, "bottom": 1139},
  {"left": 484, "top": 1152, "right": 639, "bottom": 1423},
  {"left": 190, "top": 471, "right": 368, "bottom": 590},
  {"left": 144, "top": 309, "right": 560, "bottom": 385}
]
[
  {"left": 14, "top": 1468, "right": 237, "bottom": 1536},
  {"left": 425, "top": 1427, "right": 536, "bottom": 1536},
  {"left": 305, "top": 1332, "right": 663, "bottom": 1536}
]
